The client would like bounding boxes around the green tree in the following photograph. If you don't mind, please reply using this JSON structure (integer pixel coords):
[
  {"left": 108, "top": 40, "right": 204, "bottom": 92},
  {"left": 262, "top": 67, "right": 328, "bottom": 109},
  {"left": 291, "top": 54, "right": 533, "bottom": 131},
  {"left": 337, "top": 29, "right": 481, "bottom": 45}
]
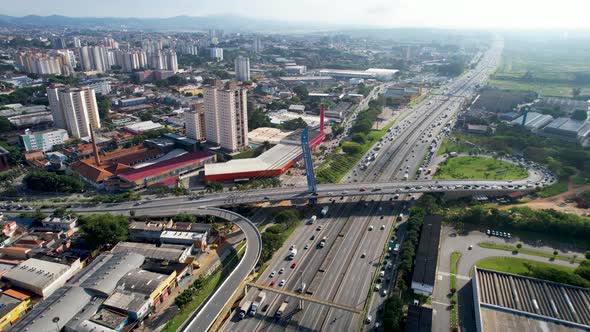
[
  {"left": 571, "top": 109, "right": 588, "bottom": 121},
  {"left": 96, "top": 94, "right": 112, "bottom": 122},
  {"left": 381, "top": 296, "right": 403, "bottom": 331},
  {"left": 351, "top": 133, "right": 367, "bottom": 144},
  {"left": 0, "top": 141, "right": 22, "bottom": 166},
  {"left": 0, "top": 116, "right": 14, "bottom": 133},
  {"left": 293, "top": 85, "right": 309, "bottom": 99},
  {"left": 79, "top": 214, "right": 129, "bottom": 250},
  {"left": 23, "top": 171, "right": 84, "bottom": 193},
  {"left": 572, "top": 87, "right": 582, "bottom": 99},
  {"left": 282, "top": 117, "right": 307, "bottom": 130},
  {"left": 342, "top": 142, "right": 362, "bottom": 155},
  {"left": 248, "top": 107, "right": 271, "bottom": 130}
]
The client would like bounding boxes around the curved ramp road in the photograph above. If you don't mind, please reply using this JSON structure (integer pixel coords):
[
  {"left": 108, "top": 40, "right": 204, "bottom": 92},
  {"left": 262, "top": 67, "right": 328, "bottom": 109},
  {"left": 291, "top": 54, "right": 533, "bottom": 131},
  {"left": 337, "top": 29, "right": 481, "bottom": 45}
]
[{"left": 56, "top": 205, "right": 261, "bottom": 332}]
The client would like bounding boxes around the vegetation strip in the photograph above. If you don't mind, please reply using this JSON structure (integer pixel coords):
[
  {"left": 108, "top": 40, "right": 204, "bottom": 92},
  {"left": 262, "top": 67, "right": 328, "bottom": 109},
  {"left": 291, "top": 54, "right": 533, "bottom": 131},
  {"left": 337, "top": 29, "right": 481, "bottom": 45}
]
[{"left": 478, "top": 242, "right": 584, "bottom": 263}]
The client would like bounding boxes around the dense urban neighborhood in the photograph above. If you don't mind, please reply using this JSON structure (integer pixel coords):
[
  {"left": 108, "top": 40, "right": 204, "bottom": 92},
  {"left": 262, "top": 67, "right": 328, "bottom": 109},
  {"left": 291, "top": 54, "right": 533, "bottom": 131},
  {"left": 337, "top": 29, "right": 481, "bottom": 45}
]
[{"left": 0, "top": 5, "right": 589, "bottom": 332}]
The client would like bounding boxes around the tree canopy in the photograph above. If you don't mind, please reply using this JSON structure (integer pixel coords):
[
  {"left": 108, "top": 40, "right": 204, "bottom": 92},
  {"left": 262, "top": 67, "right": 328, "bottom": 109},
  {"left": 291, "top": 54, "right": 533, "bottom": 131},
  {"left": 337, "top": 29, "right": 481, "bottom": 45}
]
[
  {"left": 282, "top": 117, "right": 307, "bottom": 131},
  {"left": 79, "top": 214, "right": 129, "bottom": 250},
  {"left": 571, "top": 109, "right": 588, "bottom": 121},
  {"left": 23, "top": 171, "right": 84, "bottom": 193}
]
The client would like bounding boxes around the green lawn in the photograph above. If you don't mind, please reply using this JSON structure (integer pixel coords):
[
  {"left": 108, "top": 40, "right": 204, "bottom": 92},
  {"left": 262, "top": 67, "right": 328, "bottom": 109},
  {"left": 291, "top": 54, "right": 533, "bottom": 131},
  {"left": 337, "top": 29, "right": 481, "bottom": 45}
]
[
  {"left": 475, "top": 256, "right": 575, "bottom": 275},
  {"left": 537, "top": 180, "right": 568, "bottom": 198},
  {"left": 450, "top": 252, "right": 460, "bottom": 330},
  {"left": 437, "top": 137, "right": 476, "bottom": 156},
  {"left": 433, "top": 156, "right": 528, "bottom": 180},
  {"left": 478, "top": 242, "right": 583, "bottom": 263},
  {"left": 489, "top": 44, "right": 590, "bottom": 97}
]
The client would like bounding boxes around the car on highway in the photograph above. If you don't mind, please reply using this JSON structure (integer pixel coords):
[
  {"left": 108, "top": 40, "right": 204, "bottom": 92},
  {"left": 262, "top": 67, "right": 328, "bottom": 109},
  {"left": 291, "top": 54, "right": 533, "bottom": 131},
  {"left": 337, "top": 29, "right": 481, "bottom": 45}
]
[
  {"left": 279, "top": 268, "right": 285, "bottom": 274},
  {"left": 291, "top": 262, "right": 297, "bottom": 269},
  {"left": 368, "top": 225, "right": 374, "bottom": 231},
  {"left": 381, "top": 225, "right": 385, "bottom": 230},
  {"left": 279, "top": 279, "right": 286, "bottom": 287},
  {"left": 361, "top": 252, "right": 366, "bottom": 258},
  {"left": 310, "top": 235, "right": 316, "bottom": 240},
  {"left": 304, "top": 244, "right": 309, "bottom": 250},
  {"left": 316, "top": 225, "right": 322, "bottom": 231},
  {"left": 269, "top": 280, "right": 276, "bottom": 287},
  {"left": 269, "top": 271, "right": 276, "bottom": 278}
]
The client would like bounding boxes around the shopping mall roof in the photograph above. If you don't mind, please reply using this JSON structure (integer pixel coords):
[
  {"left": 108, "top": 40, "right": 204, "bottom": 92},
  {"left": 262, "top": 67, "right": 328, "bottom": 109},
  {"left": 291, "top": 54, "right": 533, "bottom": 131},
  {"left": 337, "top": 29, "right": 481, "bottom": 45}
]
[
  {"left": 205, "top": 143, "right": 300, "bottom": 176},
  {"left": 474, "top": 267, "right": 590, "bottom": 331},
  {"left": 118, "top": 150, "right": 213, "bottom": 182}
]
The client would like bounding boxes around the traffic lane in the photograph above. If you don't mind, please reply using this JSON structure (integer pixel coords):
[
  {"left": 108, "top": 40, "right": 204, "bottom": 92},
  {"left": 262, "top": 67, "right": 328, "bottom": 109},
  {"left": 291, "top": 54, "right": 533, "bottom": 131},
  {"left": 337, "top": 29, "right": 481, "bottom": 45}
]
[
  {"left": 224, "top": 207, "right": 322, "bottom": 332},
  {"left": 232, "top": 200, "right": 351, "bottom": 332},
  {"left": 255, "top": 200, "right": 361, "bottom": 332},
  {"left": 328, "top": 208, "right": 395, "bottom": 331},
  {"left": 296, "top": 202, "right": 378, "bottom": 330}
]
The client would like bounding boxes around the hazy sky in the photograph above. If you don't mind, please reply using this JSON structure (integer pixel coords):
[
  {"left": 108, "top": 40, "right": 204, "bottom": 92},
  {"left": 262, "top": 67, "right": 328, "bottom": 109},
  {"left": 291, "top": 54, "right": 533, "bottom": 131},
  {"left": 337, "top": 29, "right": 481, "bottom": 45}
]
[{"left": 3, "top": 0, "right": 590, "bottom": 29}]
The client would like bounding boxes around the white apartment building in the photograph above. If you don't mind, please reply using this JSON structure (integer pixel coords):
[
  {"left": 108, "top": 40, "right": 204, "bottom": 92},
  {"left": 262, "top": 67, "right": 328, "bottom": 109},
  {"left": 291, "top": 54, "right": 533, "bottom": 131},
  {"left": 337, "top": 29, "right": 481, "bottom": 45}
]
[
  {"left": 20, "top": 128, "right": 69, "bottom": 152},
  {"left": 209, "top": 47, "right": 223, "bottom": 61},
  {"left": 203, "top": 81, "right": 248, "bottom": 152},
  {"left": 185, "top": 103, "right": 206, "bottom": 141},
  {"left": 234, "top": 56, "right": 251, "bottom": 81},
  {"left": 15, "top": 51, "right": 73, "bottom": 76},
  {"left": 79, "top": 46, "right": 110, "bottom": 72},
  {"left": 47, "top": 85, "right": 101, "bottom": 139}
]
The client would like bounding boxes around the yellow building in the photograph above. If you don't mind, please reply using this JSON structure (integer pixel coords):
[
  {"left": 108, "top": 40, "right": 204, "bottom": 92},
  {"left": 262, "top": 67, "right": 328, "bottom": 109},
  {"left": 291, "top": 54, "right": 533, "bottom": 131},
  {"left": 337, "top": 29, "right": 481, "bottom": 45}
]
[
  {"left": 0, "top": 290, "right": 31, "bottom": 331},
  {"left": 118, "top": 269, "right": 177, "bottom": 311}
]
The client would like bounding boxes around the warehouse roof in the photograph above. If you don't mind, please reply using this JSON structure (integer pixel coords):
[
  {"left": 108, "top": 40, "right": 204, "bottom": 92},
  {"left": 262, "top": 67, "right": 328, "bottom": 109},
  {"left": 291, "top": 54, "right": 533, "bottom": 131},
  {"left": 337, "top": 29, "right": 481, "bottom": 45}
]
[
  {"left": 118, "top": 150, "right": 213, "bottom": 182},
  {"left": 474, "top": 267, "right": 590, "bottom": 330},
  {"left": 3, "top": 258, "right": 71, "bottom": 289},
  {"left": 544, "top": 118, "right": 590, "bottom": 136},
  {"left": 103, "top": 289, "right": 150, "bottom": 313},
  {"left": 11, "top": 286, "right": 93, "bottom": 332},
  {"left": 405, "top": 305, "right": 433, "bottom": 332},
  {"left": 411, "top": 215, "right": 443, "bottom": 287},
  {"left": 205, "top": 143, "right": 299, "bottom": 176},
  {"left": 112, "top": 242, "right": 187, "bottom": 262},
  {"left": 118, "top": 269, "right": 170, "bottom": 295},
  {"left": 77, "top": 252, "right": 144, "bottom": 296}
]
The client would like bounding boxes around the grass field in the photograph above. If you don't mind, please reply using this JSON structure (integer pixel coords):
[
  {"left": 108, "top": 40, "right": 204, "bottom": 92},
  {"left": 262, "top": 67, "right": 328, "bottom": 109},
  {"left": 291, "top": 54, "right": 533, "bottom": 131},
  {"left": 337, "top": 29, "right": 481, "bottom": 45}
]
[
  {"left": 489, "top": 41, "right": 590, "bottom": 97},
  {"left": 537, "top": 180, "right": 568, "bottom": 198},
  {"left": 475, "top": 256, "right": 575, "bottom": 275},
  {"left": 436, "top": 137, "right": 476, "bottom": 156},
  {"left": 433, "top": 156, "right": 528, "bottom": 180},
  {"left": 478, "top": 242, "right": 583, "bottom": 263}
]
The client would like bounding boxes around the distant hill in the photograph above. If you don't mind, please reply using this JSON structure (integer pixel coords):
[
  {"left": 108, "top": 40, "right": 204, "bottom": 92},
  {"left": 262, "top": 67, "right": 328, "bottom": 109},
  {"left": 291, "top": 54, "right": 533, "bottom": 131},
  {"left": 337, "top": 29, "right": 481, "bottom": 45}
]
[{"left": 0, "top": 14, "right": 334, "bottom": 33}]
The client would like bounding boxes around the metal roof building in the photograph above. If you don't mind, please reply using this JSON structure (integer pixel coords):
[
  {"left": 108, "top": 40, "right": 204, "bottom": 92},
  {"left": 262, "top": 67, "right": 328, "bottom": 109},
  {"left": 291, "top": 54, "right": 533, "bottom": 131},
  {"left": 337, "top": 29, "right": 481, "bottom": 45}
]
[
  {"left": 542, "top": 117, "right": 590, "bottom": 142},
  {"left": 411, "top": 215, "right": 443, "bottom": 296},
  {"left": 11, "top": 252, "right": 145, "bottom": 331},
  {"left": 511, "top": 112, "right": 554, "bottom": 131},
  {"left": 405, "top": 305, "right": 433, "bottom": 332},
  {"left": 473, "top": 267, "right": 590, "bottom": 332},
  {"left": 112, "top": 241, "right": 191, "bottom": 263},
  {"left": 2, "top": 257, "right": 80, "bottom": 297}
]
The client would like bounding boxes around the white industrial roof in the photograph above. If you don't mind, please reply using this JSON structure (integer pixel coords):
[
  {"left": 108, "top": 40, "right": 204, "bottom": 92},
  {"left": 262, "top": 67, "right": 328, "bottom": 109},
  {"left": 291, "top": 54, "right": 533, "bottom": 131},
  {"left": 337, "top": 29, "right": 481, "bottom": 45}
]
[
  {"left": 3, "top": 258, "right": 71, "bottom": 289},
  {"left": 205, "top": 143, "right": 300, "bottom": 176},
  {"left": 124, "top": 120, "right": 164, "bottom": 133}
]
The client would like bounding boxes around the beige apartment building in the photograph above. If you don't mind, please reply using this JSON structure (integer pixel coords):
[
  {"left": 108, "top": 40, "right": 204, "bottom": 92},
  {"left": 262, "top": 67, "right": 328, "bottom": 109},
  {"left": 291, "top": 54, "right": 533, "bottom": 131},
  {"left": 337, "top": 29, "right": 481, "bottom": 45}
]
[
  {"left": 203, "top": 80, "right": 248, "bottom": 152},
  {"left": 47, "top": 85, "right": 101, "bottom": 139}
]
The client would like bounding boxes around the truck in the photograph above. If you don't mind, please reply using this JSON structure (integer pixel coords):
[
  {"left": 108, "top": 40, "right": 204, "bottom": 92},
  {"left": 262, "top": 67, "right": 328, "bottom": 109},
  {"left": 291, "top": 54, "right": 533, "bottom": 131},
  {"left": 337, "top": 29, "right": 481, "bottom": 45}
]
[
  {"left": 238, "top": 301, "right": 252, "bottom": 320},
  {"left": 287, "top": 248, "right": 298, "bottom": 260},
  {"left": 275, "top": 301, "right": 289, "bottom": 318},
  {"left": 320, "top": 206, "right": 329, "bottom": 218},
  {"left": 403, "top": 173, "right": 409, "bottom": 180},
  {"left": 307, "top": 215, "right": 317, "bottom": 224},
  {"left": 249, "top": 291, "right": 266, "bottom": 316}
]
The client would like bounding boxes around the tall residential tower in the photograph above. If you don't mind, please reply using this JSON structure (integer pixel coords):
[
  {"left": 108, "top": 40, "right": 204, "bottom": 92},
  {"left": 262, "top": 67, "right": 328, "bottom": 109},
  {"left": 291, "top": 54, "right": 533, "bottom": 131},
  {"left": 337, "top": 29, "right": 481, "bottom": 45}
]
[
  {"left": 203, "top": 81, "right": 248, "bottom": 152},
  {"left": 234, "top": 56, "right": 251, "bottom": 81},
  {"left": 47, "top": 85, "right": 101, "bottom": 139}
]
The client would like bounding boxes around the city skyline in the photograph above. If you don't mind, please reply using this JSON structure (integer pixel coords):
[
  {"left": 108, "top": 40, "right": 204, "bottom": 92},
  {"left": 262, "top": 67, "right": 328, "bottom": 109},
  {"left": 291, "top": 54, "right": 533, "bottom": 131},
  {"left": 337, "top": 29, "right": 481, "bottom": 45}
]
[{"left": 2, "top": 0, "right": 590, "bottom": 29}]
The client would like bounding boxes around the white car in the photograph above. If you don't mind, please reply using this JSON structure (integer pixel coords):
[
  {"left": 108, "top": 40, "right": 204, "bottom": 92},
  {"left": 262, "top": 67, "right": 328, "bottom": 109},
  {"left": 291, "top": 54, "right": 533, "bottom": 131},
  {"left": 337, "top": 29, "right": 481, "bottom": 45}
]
[
  {"left": 279, "top": 279, "right": 286, "bottom": 287},
  {"left": 269, "top": 271, "right": 276, "bottom": 278}
]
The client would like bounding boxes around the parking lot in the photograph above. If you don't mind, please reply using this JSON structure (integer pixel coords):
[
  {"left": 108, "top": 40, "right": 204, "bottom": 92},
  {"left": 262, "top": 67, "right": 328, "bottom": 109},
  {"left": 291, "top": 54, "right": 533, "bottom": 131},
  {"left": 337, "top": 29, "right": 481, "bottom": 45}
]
[{"left": 433, "top": 226, "right": 583, "bottom": 332}]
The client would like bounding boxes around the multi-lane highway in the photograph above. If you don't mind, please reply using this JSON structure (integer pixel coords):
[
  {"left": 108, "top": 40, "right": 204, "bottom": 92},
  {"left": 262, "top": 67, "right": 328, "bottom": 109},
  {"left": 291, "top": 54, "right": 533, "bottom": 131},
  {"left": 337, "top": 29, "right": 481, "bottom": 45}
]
[
  {"left": 0, "top": 39, "right": 555, "bottom": 332},
  {"left": 218, "top": 39, "right": 521, "bottom": 332}
]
